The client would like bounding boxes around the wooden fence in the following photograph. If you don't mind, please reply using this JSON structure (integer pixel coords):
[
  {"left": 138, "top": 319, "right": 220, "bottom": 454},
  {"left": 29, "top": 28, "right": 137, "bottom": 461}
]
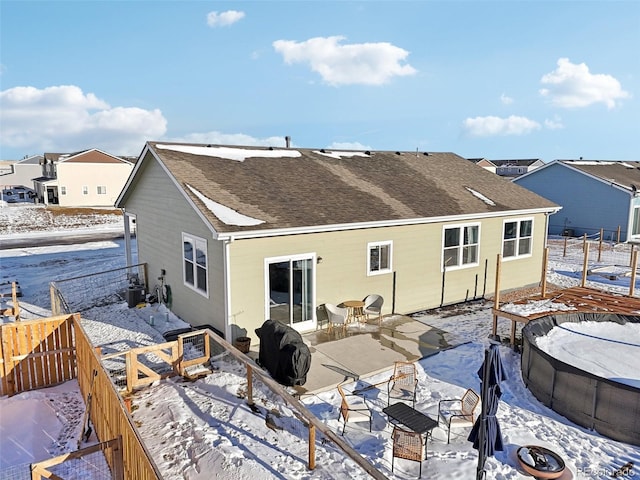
[
  {"left": 0, "top": 314, "right": 76, "bottom": 396},
  {"left": 31, "top": 436, "right": 124, "bottom": 480},
  {"left": 75, "top": 319, "right": 163, "bottom": 480},
  {"left": 1, "top": 314, "right": 383, "bottom": 479}
]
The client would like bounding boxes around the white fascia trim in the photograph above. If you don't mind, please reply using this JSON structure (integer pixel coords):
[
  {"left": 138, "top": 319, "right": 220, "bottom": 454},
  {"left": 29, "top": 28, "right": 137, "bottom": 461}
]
[
  {"left": 160, "top": 159, "right": 219, "bottom": 238},
  {"left": 216, "top": 207, "right": 562, "bottom": 241},
  {"left": 511, "top": 160, "right": 558, "bottom": 182},
  {"left": 115, "top": 143, "right": 220, "bottom": 239},
  {"left": 115, "top": 143, "right": 150, "bottom": 206}
]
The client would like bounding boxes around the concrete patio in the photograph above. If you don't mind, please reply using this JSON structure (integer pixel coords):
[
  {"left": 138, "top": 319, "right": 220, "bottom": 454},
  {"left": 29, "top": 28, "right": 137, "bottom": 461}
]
[{"left": 289, "top": 314, "right": 468, "bottom": 395}]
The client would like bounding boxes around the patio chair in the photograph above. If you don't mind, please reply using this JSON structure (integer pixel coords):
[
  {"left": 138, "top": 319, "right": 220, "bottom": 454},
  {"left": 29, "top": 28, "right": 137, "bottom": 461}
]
[
  {"left": 388, "top": 361, "right": 418, "bottom": 408},
  {"left": 316, "top": 304, "right": 329, "bottom": 330},
  {"left": 337, "top": 382, "right": 372, "bottom": 435},
  {"left": 391, "top": 426, "right": 424, "bottom": 478},
  {"left": 438, "top": 388, "right": 480, "bottom": 443},
  {"left": 325, "top": 303, "right": 348, "bottom": 333},
  {"left": 363, "top": 294, "right": 384, "bottom": 324}
]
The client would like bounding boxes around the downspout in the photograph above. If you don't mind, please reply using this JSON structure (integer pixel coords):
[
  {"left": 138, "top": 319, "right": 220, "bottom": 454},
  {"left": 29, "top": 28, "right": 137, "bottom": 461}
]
[
  {"left": 122, "top": 209, "right": 132, "bottom": 267},
  {"left": 543, "top": 212, "right": 550, "bottom": 249},
  {"left": 627, "top": 191, "right": 637, "bottom": 243},
  {"left": 223, "top": 236, "right": 234, "bottom": 341}
]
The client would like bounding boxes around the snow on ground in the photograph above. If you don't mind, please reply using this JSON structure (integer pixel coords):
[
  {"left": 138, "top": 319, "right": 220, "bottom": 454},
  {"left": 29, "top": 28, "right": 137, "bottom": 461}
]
[
  {"left": 1, "top": 205, "right": 639, "bottom": 479},
  {"left": 0, "top": 203, "right": 123, "bottom": 237}
]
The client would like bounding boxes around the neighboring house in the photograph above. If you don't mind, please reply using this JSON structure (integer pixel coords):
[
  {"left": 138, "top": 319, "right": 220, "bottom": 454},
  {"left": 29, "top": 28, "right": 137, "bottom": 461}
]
[
  {"left": 116, "top": 142, "right": 560, "bottom": 344},
  {"left": 468, "top": 158, "right": 544, "bottom": 178},
  {"left": 0, "top": 161, "right": 13, "bottom": 176},
  {"left": 467, "top": 158, "right": 497, "bottom": 174},
  {"left": 514, "top": 159, "right": 640, "bottom": 242},
  {"left": 0, "top": 155, "right": 43, "bottom": 191},
  {"left": 33, "top": 149, "right": 134, "bottom": 207}
]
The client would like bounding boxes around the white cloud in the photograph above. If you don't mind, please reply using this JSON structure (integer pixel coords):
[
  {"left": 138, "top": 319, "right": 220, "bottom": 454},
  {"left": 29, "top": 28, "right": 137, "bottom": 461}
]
[
  {"left": 327, "top": 141, "right": 372, "bottom": 151},
  {"left": 272, "top": 36, "right": 417, "bottom": 86},
  {"left": 206, "top": 10, "right": 245, "bottom": 27},
  {"left": 539, "top": 58, "right": 630, "bottom": 109},
  {"left": 0, "top": 85, "right": 167, "bottom": 155},
  {"left": 462, "top": 115, "right": 541, "bottom": 137},
  {"left": 169, "top": 131, "right": 289, "bottom": 148},
  {"left": 544, "top": 115, "right": 564, "bottom": 130},
  {"left": 500, "top": 93, "right": 514, "bottom": 105}
]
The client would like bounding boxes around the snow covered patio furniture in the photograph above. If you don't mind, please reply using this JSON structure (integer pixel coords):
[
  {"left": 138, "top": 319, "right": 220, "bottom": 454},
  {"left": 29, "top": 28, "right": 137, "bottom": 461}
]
[
  {"left": 337, "top": 381, "right": 372, "bottom": 435},
  {"left": 438, "top": 388, "right": 480, "bottom": 443},
  {"left": 391, "top": 426, "right": 425, "bottom": 478},
  {"left": 388, "top": 361, "right": 418, "bottom": 408}
]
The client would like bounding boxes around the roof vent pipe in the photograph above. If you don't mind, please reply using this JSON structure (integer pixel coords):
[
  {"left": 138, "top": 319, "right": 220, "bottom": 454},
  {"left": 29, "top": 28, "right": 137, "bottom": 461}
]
[{"left": 285, "top": 136, "right": 291, "bottom": 148}]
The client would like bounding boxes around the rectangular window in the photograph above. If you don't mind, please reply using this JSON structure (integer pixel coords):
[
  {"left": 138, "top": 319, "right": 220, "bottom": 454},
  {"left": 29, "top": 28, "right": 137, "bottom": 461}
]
[
  {"left": 443, "top": 224, "right": 479, "bottom": 269},
  {"left": 368, "top": 241, "right": 392, "bottom": 275},
  {"left": 82, "top": 186, "right": 88, "bottom": 195},
  {"left": 97, "top": 186, "right": 106, "bottom": 195},
  {"left": 503, "top": 218, "right": 533, "bottom": 259},
  {"left": 182, "top": 233, "right": 208, "bottom": 295},
  {"left": 60, "top": 186, "right": 66, "bottom": 195}
]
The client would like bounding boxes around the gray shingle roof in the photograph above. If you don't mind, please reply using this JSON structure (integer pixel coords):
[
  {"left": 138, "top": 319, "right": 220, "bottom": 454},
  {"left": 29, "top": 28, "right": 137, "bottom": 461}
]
[
  {"left": 144, "top": 142, "right": 559, "bottom": 234},
  {"left": 560, "top": 160, "right": 640, "bottom": 190},
  {"left": 492, "top": 159, "right": 541, "bottom": 167}
]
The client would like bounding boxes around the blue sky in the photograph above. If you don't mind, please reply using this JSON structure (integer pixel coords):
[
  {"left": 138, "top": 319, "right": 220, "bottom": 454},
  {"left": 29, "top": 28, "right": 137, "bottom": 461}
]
[{"left": 1, "top": 1, "right": 638, "bottom": 162}]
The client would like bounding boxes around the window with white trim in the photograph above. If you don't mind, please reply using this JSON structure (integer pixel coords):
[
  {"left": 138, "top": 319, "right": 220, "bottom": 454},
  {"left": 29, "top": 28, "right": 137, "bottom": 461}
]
[
  {"left": 182, "top": 233, "right": 208, "bottom": 295},
  {"left": 368, "top": 241, "right": 392, "bottom": 275},
  {"left": 97, "top": 185, "right": 106, "bottom": 195},
  {"left": 632, "top": 206, "right": 640, "bottom": 236},
  {"left": 443, "top": 223, "right": 479, "bottom": 269},
  {"left": 82, "top": 186, "right": 88, "bottom": 195},
  {"left": 60, "top": 186, "right": 66, "bottom": 195},
  {"left": 503, "top": 218, "right": 533, "bottom": 258}
]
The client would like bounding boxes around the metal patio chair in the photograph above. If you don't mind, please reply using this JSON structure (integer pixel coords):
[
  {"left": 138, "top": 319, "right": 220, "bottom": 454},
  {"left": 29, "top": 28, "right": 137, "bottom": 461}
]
[
  {"left": 438, "top": 388, "right": 480, "bottom": 443},
  {"left": 391, "top": 426, "right": 424, "bottom": 478},
  {"left": 337, "top": 381, "right": 372, "bottom": 435},
  {"left": 388, "top": 361, "right": 418, "bottom": 408}
]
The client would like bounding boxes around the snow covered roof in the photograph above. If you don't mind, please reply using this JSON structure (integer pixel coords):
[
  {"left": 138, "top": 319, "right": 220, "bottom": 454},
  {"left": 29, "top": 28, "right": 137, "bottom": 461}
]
[{"left": 119, "top": 141, "right": 559, "bottom": 236}]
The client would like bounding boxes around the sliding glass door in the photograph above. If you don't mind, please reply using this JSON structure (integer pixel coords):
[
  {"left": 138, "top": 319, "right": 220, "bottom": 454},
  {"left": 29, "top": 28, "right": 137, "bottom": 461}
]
[{"left": 266, "top": 254, "right": 315, "bottom": 331}]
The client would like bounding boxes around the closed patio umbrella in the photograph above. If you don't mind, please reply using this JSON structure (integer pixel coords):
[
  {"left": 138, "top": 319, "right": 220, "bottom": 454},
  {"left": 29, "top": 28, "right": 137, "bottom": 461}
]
[{"left": 468, "top": 342, "right": 506, "bottom": 480}]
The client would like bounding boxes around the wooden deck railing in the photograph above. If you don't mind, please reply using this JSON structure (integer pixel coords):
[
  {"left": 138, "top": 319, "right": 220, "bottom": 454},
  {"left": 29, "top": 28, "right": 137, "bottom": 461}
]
[{"left": 75, "top": 319, "right": 163, "bottom": 480}]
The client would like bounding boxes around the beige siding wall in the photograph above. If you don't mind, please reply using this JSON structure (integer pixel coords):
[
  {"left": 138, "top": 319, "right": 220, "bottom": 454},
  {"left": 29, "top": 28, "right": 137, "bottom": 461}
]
[
  {"left": 57, "top": 162, "right": 133, "bottom": 207},
  {"left": 122, "top": 155, "right": 227, "bottom": 334},
  {"left": 1, "top": 164, "right": 42, "bottom": 190},
  {"left": 228, "top": 212, "right": 549, "bottom": 342},
  {"left": 123, "top": 155, "right": 549, "bottom": 345}
]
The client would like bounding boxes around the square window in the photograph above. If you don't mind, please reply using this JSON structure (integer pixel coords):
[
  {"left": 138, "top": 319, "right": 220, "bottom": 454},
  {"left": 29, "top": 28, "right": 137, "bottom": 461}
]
[
  {"left": 368, "top": 241, "right": 392, "bottom": 275},
  {"left": 503, "top": 219, "right": 533, "bottom": 259},
  {"left": 443, "top": 224, "right": 479, "bottom": 269}
]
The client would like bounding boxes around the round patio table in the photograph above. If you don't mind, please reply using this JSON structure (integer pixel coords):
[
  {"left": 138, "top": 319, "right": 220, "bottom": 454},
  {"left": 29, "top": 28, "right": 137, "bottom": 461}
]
[{"left": 342, "top": 300, "right": 365, "bottom": 323}]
